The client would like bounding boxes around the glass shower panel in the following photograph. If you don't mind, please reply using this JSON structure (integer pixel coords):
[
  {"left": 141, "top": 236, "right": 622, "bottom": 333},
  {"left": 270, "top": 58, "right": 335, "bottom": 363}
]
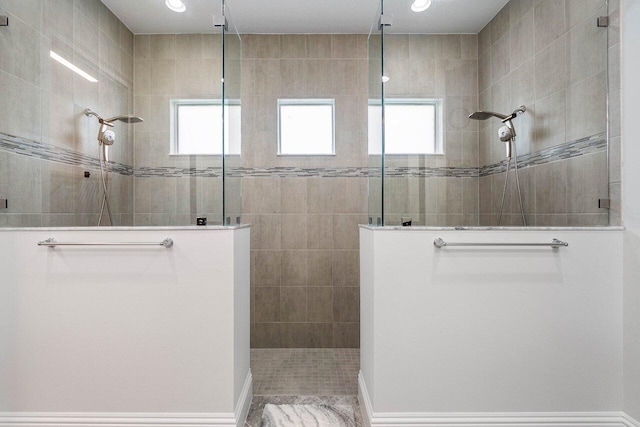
[
  {"left": 0, "top": 0, "right": 135, "bottom": 227},
  {"left": 0, "top": 0, "right": 232, "bottom": 227},
  {"left": 223, "top": 2, "right": 242, "bottom": 225},
  {"left": 376, "top": 0, "right": 612, "bottom": 227},
  {"left": 608, "top": 0, "right": 622, "bottom": 226},
  {"left": 380, "top": 1, "right": 479, "bottom": 227},
  {"left": 474, "top": 0, "right": 610, "bottom": 227},
  {"left": 367, "top": 1, "right": 383, "bottom": 226}
]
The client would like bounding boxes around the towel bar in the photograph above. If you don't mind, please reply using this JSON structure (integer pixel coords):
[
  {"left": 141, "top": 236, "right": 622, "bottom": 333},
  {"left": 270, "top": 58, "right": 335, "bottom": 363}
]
[
  {"left": 434, "top": 238, "right": 568, "bottom": 249},
  {"left": 38, "top": 238, "right": 174, "bottom": 248}
]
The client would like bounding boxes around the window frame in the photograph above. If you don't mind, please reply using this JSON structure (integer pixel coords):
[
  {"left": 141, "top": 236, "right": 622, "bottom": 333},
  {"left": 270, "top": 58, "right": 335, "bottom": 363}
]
[
  {"left": 277, "top": 98, "right": 336, "bottom": 156},
  {"left": 368, "top": 98, "right": 444, "bottom": 156},
  {"left": 169, "top": 98, "right": 241, "bottom": 156}
]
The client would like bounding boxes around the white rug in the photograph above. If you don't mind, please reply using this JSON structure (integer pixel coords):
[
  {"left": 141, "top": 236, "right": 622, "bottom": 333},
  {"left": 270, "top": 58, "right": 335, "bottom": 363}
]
[{"left": 261, "top": 403, "right": 356, "bottom": 427}]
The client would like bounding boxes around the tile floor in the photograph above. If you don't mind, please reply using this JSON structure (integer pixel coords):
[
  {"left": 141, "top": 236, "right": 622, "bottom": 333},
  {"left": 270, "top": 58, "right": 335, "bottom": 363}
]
[{"left": 246, "top": 349, "right": 362, "bottom": 426}]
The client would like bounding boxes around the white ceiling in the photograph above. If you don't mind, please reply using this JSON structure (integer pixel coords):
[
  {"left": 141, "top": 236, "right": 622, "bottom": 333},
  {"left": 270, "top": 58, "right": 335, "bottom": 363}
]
[{"left": 102, "top": 0, "right": 509, "bottom": 35}]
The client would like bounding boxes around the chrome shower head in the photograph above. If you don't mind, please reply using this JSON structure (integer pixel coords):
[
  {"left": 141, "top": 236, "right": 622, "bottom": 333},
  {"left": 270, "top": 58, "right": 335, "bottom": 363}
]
[
  {"left": 469, "top": 106, "right": 527, "bottom": 123},
  {"left": 85, "top": 109, "right": 144, "bottom": 125},
  {"left": 469, "top": 111, "right": 509, "bottom": 121},
  {"left": 104, "top": 115, "right": 144, "bottom": 124},
  {"left": 85, "top": 109, "right": 144, "bottom": 148}
]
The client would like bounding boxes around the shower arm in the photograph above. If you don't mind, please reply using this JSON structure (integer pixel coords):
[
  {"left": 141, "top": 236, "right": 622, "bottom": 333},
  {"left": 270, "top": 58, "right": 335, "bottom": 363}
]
[{"left": 85, "top": 109, "right": 114, "bottom": 128}]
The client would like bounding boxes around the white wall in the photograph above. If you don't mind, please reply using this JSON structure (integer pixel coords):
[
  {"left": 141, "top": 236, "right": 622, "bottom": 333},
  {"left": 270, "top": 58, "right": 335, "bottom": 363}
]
[
  {"left": 360, "top": 228, "right": 624, "bottom": 422},
  {"left": 621, "top": 0, "right": 640, "bottom": 422},
  {"left": 0, "top": 228, "right": 250, "bottom": 423},
  {"left": 233, "top": 229, "right": 251, "bottom": 416}
]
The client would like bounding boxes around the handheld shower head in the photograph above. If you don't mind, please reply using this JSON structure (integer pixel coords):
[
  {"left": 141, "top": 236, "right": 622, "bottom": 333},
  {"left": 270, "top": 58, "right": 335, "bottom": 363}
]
[{"left": 85, "top": 109, "right": 144, "bottom": 148}]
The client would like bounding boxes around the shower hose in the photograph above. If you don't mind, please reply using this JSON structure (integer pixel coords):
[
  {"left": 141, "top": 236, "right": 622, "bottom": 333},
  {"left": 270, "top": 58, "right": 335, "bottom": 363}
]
[{"left": 498, "top": 137, "right": 527, "bottom": 226}]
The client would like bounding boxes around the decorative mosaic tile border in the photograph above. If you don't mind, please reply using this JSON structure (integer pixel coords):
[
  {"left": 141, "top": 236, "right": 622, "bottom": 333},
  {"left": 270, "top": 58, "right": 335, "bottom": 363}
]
[
  {"left": 135, "top": 166, "right": 222, "bottom": 177},
  {"left": 227, "top": 167, "right": 372, "bottom": 178},
  {"left": 0, "top": 132, "right": 133, "bottom": 176},
  {"left": 382, "top": 166, "right": 478, "bottom": 178},
  {"left": 1, "top": 131, "right": 606, "bottom": 179},
  {"left": 479, "top": 133, "right": 607, "bottom": 177}
]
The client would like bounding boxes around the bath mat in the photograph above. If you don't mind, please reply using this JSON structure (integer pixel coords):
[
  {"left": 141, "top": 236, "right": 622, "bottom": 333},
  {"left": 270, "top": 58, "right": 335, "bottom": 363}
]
[{"left": 261, "top": 403, "right": 356, "bottom": 427}]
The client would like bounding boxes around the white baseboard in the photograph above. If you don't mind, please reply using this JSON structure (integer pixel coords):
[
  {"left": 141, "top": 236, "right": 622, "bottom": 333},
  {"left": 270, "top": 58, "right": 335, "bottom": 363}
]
[
  {"left": 234, "top": 371, "right": 253, "bottom": 427},
  {"left": 0, "top": 412, "right": 238, "bottom": 427},
  {"left": 0, "top": 373, "right": 253, "bottom": 427},
  {"left": 358, "top": 371, "right": 374, "bottom": 427},
  {"left": 623, "top": 413, "right": 640, "bottom": 427},
  {"left": 358, "top": 372, "right": 629, "bottom": 427}
]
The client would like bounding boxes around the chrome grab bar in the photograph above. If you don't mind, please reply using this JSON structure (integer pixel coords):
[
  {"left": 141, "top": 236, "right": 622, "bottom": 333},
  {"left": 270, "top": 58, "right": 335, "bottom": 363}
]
[
  {"left": 38, "top": 238, "right": 174, "bottom": 248},
  {"left": 434, "top": 238, "right": 568, "bottom": 249}
]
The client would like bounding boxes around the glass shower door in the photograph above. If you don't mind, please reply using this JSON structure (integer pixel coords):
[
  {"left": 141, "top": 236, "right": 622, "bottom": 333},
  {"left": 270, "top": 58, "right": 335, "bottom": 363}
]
[
  {"left": 367, "top": 0, "right": 384, "bottom": 226},
  {"left": 223, "top": 1, "right": 242, "bottom": 225}
]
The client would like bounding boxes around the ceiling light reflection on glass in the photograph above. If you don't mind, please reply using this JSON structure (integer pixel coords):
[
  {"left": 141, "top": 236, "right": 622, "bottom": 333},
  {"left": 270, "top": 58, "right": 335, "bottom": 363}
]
[
  {"left": 166, "top": 0, "right": 186, "bottom": 13},
  {"left": 50, "top": 51, "right": 98, "bottom": 83},
  {"left": 411, "top": 0, "right": 433, "bottom": 12}
]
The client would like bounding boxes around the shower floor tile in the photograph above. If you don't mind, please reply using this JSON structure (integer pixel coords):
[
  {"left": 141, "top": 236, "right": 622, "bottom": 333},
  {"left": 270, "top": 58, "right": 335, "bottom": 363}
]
[
  {"left": 246, "top": 349, "right": 362, "bottom": 427},
  {"left": 250, "top": 348, "right": 360, "bottom": 396}
]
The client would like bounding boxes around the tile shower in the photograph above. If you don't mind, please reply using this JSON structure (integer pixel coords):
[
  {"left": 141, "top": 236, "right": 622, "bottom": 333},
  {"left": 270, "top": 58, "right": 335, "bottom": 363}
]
[
  {"left": 0, "top": 0, "right": 621, "bottom": 351},
  {"left": 476, "top": 0, "right": 617, "bottom": 227},
  {"left": 376, "top": 0, "right": 617, "bottom": 228},
  {"left": 0, "top": 0, "right": 134, "bottom": 227}
]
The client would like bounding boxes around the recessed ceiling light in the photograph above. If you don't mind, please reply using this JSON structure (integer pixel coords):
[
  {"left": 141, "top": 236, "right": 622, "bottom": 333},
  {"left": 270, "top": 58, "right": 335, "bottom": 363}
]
[
  {"left": 50, "top": 51, "right": 98, "bottom": 83},
  {"left": 166, "top": 0, "right": 186, "bottom": 13},
  {"left": 411, "top": 0, "right": 432, "bottom": 12}
]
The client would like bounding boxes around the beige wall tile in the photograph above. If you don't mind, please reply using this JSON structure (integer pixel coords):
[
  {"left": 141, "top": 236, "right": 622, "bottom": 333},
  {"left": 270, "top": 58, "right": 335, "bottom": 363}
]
[
  {"left": 307, "top": 287, "right": 333, "bottom": 322},
  {"left": 2, "top": 0, "right": 43, "bottom": 31},
  {"left": 280, "top": 287, "right": 307, "bottom": 322},
  {"left": 280, "top": 323, "right": 307, "bottom": 348},
  {"left": 333, "top": 287, "right": 359, "bottom": 323},
  {"left": 280, "top": 35, "right": 306, "bottom": 58},
  {"left": 333, "top": 323, "right": 359, "bottom": 348},
  {"left": 281, "top": 250, "right": 307, "bottom": 286},
  {"left": 149, "top": 59, "right": 175, "bottom": 96},
  {"left": 510, "top": 9, "right": 534, "bottom": 70},
  {"left": 307, "top": 214, "right": 333, "bottom": 250},
  {"left": 534, "top": 0, "right": 567, "bottom": 53},
  {"left": 533, "top": 90, "right": 566, "bottom": 150},
  {"left": 566, "top": 8, "right": 607, "bottom": 86},
  {"left": 255, "top": 287, "right": 280, "bottom": 322},
  {"left": 492, "top": 4, "right": 511, "bottom": 45},
  {"left": 535, "top": 36, "right": 566, "bottom": 101},
  {"left": 566, "top": 71, "right": 606, "bottom": 141},
  {"left": 332, "top": 251, "right": 359, "bottom": 287},
  {"left": 307, "top": 251, "right": 333, "bottom": 287},
  {"left": 281, "top": 179, "right": 308, "bottom": 213},
  {"left": 567, "top": 152, "right": 608, "bottom": 214},
  {"left": 149, "top": 34, "right": 176, "bottom": 59},
  {"left": 281, "top": 214, "right": 308, "bottom": 250},
  {"left": 331, "top": 35, "right": 360, "bottom": 59},
  {"left": 307, "top": 35, "right": 332, "bottom": 59},
  {"left": 306, "top": 323, "right": 333, "bottom": 348}
]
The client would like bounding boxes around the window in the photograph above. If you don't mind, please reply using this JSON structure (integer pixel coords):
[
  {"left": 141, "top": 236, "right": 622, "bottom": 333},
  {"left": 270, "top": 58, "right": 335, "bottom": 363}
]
[
  {"left": 170, "top": 99, "right": 241, "bottom": 155},
  {"left": 368, "top": 99, "right": 443, "bottom": 155},
  {"left": 278, "top": 99, "right": 335, "bottom": 155}
]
